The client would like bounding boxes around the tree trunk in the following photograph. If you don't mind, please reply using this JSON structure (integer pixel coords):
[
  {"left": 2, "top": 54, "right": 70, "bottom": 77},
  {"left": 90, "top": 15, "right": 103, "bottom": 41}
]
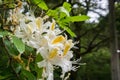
[{"left": 109, "top": 0, "right": 120, "bottom": 80}]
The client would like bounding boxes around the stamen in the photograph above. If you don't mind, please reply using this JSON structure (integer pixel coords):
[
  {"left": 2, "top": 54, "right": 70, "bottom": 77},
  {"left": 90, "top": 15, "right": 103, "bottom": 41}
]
[
  {"left": 64, "top": 73, "right": 71, "bottom": 80},
  {"left": 72, "top": 66, "right": 80, "bottom": 71}
]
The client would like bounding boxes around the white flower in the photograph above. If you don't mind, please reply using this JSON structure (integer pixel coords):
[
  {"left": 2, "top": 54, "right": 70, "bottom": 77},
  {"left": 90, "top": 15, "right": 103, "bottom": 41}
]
[
  {"left": 14, "top": 19, "right": 35, "bottom": 42},
  {"left": 9, "top": 1, "right": 80, "bottom": 80},
  {"left": 37, "top": 34, "right": 76, "bottom": 80}
]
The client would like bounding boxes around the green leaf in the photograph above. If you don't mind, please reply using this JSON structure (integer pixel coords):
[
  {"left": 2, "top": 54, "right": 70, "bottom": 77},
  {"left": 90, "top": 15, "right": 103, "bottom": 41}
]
[
  {"left": 15, "top": 63, "right": 22, "bottom": 74},
  {"left": 33, "top": 0, "right": 48, "bottom": 10},
  {"left": 20, "top": 69, "right": 36, "bottom": 80},
  {"left": 47, "top": 8, "right": 69, "bottom": 19},
  {"left": 59, "top": 23, "right": 76, "bottom": 37},
  {"left": 35, "top": 66, "right": 43, "bottom": 79},
  {"left": 47, "top": 9, "right": 58, "bottom": 19},
  {"left": 25, "top": 45, "right": 35, "bottom": 54},
  {"left": 66, "top": 15, "right": 90, "bottom": 22},
  {"left": 59, "top": 12, "right": 67, "bottom": 19},
  {"left": 63, "top": 2, "right": 71, "bottom": 12},
  {"left": 65, "top": 27, "right": 76, "bottom": 37},
  {"left": 12, "top": 36, "right": 25, "bottom": 53},
  {"left": 35, "top": 54, "right": 43, "bottom": 79},
  {"left": 4, "top": 39, "right": 19, "bottom": 55},
  {"left": 0, "top": 30, "right": 11, "bottom": 37},
  {"left": 57, "top": 7, "right": 70, "bottom": 16},
  {"left": 36, "top": 53, "right": 43, "bottom": 62},
  {"left": 57, "top": 17, "right": 76, "bottom": 37},
  {"left": 46, "top": 2, "right": 71, "bottom": 20}
]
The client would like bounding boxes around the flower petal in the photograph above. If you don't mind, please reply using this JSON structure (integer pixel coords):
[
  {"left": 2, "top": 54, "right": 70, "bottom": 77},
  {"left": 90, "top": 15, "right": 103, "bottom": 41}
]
[{"left": 52, "top": 35, "right": 65, "bottom": 44}]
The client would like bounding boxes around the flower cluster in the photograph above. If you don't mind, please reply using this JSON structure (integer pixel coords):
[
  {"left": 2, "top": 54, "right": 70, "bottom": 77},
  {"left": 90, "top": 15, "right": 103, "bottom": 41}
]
[{"left": 7, "top": 1, "right": 79, "bottom": 80}]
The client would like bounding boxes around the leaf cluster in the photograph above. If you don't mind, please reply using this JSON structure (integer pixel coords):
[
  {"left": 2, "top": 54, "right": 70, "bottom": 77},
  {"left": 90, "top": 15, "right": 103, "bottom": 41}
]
[{"left": 31, "top": 0, "right": 90, "bottom": 37}]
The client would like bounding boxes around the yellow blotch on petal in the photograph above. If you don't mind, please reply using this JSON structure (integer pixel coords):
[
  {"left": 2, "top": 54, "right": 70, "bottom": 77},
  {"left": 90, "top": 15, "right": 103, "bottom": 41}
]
[
  {"left": 36, "top": 18, "right": 42, "bottom": 29},
  {"left": 49, "top": 48, "right": 58, "bottom": 59},
  {"left": 50, "top": 21, "right": 55, "bottom": 30},
  {"left": 52, "top": 35, "right": 65, "bottom": 44},
  {"left": 63, "top": 40, "right": 73, "bottom": 56},
  {"left": 27, "top": 24, "right": 32, "bottom": 33},
  {"left": 63, "top": 43, "right": 70, "bottom": 56}
]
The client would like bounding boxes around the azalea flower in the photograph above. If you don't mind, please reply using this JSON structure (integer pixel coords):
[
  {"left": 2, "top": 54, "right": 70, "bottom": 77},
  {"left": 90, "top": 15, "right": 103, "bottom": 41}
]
[
  {"left": 37, "top": 30, "right": 76, "bottom": 80},
  {"left": 8, "top": 1, "right": 80, "bottom": 80}
]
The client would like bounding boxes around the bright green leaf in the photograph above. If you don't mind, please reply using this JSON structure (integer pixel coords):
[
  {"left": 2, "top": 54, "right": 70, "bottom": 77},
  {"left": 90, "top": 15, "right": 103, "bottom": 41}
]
[
  {"left": 59, "top": 12, "right": 67, "bottom": 19},
  {"left": 33, "top": 0, "right": 48, "bottom": 10},
  {"left": 57, "top": 16, "right": 89, "bottom": 37},
  {"left": 57, "top": 7, "right": 70, "bottom": 16},
  {"left": 37, "top": 1, "right": 48, "bottom": 10},
  {"left": 63, "top": 2, "right": 71, "bottom": 12},
  {"left": 66, "top": 15, "right": 90, "bottom": 22},
  {"left": 59, "top": 23, "right": 76, "bottom": 37},
  {"left": 47, "top": 3, "right": 71, "bottom": 19},
  {"left": 47, "top": 9, "right": 58, "bottom": 19},
  {"left": 12, "top": 36, "right": 25, "bottom": 53},
  {"left": 58, "top": 18, "right": 76, "bottom": 37},
  {"left": 47, "top": 7, "right": 69, "bottom": 19},
  {"left": 65, "top": 27, "right": 76, "bottom": 37}
]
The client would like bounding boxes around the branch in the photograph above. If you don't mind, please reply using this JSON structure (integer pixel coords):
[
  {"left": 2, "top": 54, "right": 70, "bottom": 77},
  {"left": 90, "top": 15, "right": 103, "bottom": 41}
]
[
  {"left": 80, "top": 37, "right": 109, "bottom": 56},
  {"left": 89, "top": 9, "right": 104, "bottom": 17}
]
